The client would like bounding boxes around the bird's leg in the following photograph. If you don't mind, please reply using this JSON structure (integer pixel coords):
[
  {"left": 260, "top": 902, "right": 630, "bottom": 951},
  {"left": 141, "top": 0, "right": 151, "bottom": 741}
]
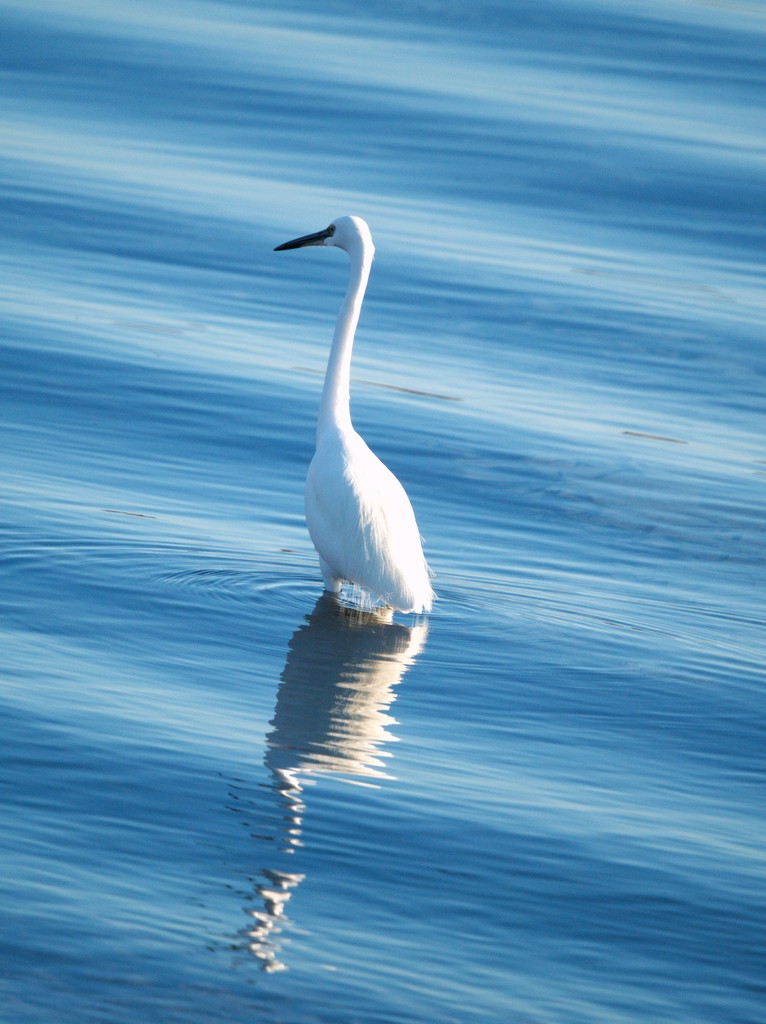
[{"left": 319, "top": 557, "right": 342, "bottom": 594}]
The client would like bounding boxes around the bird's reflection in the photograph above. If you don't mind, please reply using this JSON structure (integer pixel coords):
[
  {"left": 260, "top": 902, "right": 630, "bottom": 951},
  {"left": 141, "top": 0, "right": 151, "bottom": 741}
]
[{"left": 243, "top": 594, "right": 428, "bottom": 971}]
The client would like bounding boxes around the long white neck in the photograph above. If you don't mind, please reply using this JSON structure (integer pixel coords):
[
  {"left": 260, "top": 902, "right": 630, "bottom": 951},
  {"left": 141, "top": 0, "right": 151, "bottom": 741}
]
[{"left": 317, "top": 240, "right": 373, "bottom": 439}]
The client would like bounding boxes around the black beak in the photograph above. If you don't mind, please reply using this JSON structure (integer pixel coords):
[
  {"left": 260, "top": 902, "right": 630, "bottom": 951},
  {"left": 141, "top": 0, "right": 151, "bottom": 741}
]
[{"left": 274, "top": 225, "right": 334, "bottom": 251}]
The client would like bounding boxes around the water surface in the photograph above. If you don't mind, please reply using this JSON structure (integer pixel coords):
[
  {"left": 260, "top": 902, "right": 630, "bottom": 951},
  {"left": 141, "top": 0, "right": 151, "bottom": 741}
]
[{"left": 1, "top": 1, "right": 765, "bottom": 1021}]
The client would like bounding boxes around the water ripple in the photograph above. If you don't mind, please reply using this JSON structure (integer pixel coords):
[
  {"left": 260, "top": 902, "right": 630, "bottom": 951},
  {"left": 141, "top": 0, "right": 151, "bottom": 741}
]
[{"left": 154, "top": 564, "right": 320, "bottom": 613}]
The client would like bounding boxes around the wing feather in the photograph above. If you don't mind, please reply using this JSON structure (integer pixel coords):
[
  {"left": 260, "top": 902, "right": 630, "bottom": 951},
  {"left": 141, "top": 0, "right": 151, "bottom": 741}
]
[{"left": 305, "top": 431, "right": 433, "bottom": 612}]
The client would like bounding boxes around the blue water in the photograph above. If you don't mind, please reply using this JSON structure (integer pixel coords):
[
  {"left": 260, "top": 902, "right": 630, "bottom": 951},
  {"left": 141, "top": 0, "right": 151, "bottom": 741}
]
[{"left": 2, "top": 0, "right": 765, "bottom": 1021}]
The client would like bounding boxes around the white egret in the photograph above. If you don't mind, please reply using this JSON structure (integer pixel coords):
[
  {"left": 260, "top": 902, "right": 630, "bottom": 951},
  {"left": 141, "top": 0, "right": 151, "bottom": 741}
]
[{"left": 275, "top": 215, "right": 434, "bottom": 614}]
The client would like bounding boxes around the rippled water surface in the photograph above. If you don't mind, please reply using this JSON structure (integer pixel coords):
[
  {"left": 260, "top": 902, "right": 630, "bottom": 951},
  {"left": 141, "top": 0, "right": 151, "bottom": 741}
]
[{"left": 2, "top": 1, "right": 765, "bottom": 1021}]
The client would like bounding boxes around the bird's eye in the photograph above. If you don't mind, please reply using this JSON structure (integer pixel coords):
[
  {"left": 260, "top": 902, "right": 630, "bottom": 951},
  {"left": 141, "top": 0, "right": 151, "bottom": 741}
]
[{"left": 327, "top": 224, "right": 335, "bottom": 236}]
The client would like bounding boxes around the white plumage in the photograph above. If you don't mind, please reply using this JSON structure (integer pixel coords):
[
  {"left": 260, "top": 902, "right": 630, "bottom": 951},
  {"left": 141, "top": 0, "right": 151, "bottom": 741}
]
[{"left": 275, "top": 215, "right": 434, "bottom": 613}]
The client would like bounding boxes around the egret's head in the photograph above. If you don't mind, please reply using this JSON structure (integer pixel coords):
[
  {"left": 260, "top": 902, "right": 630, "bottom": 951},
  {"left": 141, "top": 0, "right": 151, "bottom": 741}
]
[{"left": 275, "top": 215, "right": 374, "bottom": 258}]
